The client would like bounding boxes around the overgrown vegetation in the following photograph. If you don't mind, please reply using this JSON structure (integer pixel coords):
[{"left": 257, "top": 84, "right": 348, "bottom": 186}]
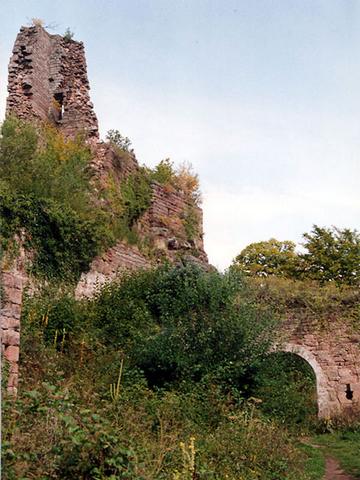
[
  {"left": 2, "top": 264, "right": 322, "bottom": 479},
  {"left": 2, "top": 118, "right": 359, "bottom": 479},
  {"left": 0, "top": 117, "right": 105, "bottom": 280},
  {"left": 251, "top": 352, "right": 318, "bottom": 429},
  {"left": 0, "top": 119, "right": 202, "bottom": 280},
  {"left": 241, "top": 276, "right": 360, "bottom": 328}
]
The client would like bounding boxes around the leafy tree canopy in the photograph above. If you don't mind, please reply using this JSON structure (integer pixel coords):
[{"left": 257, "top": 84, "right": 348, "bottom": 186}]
[
  {"left": 232, "top": 225, "right": 360, "bottom": 286},
  {"left": 233, "top": 239, "right": 299, "bottom": 278},
  {"left": 302, "top": 225, "right": 360, "bottom": 285}
]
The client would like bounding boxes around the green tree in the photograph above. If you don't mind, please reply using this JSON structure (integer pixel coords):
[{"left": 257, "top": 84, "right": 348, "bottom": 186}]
[
  {"left": 301, "top": 225, "right": 360, "bottom": 285},
  {"left": 232, "top": 239, "right": 299, "bottom": 278}
]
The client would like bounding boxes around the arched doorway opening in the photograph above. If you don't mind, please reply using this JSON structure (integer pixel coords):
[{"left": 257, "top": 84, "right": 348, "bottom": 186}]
[
  {"left": 251, "top": 346, "right": 323, "bottom": 426},
  {"left": 279, "top": 343, "right": 335, "bottom": 418}
]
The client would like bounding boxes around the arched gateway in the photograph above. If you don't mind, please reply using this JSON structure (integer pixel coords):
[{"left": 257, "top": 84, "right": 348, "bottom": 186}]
[
  {"left": 277, "top": 344, "right": 337, "bottom": 418},
  {"left": 273, "top": 316, "right": 360, "bottom": 418}
]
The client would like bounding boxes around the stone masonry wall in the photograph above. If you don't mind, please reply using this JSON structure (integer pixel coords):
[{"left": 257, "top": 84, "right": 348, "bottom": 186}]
[
  {"left": 0, "top": 245, "right": 28, "bottom": 396},
  {"left": 75, "top": 241, "right": 151, "bottom": 298},
  {"left": 138, "top": 182, "right": 207, "bottom": 263},
  {"left": 75, "top": 182, "right": 208, "bottom": 299},
  {"left": 7, "top": 25, "right": 98, "bottom": 139},
  {"left": 279, "top": 316, "right": 360, "bottom": 418}
]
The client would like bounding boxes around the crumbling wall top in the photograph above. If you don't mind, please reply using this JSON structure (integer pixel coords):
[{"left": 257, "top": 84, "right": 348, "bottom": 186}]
[{"left": 6, "top": 25, "right": 98, "bottom": 139}]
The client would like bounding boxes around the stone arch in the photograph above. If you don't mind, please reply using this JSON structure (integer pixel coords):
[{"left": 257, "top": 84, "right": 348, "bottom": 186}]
[{"left": 274, "top": 343, "right": 340, "bottom": 418}]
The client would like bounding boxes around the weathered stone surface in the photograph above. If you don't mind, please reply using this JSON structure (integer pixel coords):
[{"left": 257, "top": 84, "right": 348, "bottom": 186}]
[
  {"left": 75, "top": 241, "right": 152, "bottom": 298},
  {"left": 279, "top": 318, "right": 360, "bottom": 418},
  {"left": 1, "top": 236, "right": 28, "bottom": 395},
  {"left": 6, "top": 25, "right": 98, "bottom": 139},
  {"left": 4, "top": 346, "right": 20, "bottom": 363}
]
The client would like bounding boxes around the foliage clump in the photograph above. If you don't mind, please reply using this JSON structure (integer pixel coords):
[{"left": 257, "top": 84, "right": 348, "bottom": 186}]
[
  {"left": 106, "top": 129, "right": 132, "bottom": 152},
  {"left": 232, "top": 225, "right": 360, "bottom": 286},
  {"left": 104, "top": 129, "right": 202, "bottom": 243},
  {"left": 234, "top": 238, "right": 298, "bottom": 278},
  {"left": 106, "top": 130, "right": 201, "bottom": 206},
  {"left": 252, "top": 352, "right": 318, "bottom": 428},
  {"left": 0, "top": 118, "right": 105, "bottom": 280},
  {"left": 91, "top": 264, "right": 276, "bottom": 387},
  {"left": 63, "top": 27, "right": 74, "bottom": 42}
]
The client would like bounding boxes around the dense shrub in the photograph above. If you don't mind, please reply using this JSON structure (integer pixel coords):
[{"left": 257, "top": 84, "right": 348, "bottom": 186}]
[
  {"left": 121, "top": 168, "right": 153, "bottom": 226},
  {"left": 0, "top": 118, "right": 107, "bottom": 280},
  {"left": 83, "top": 264, "right": 277, "bottom": 388},
  {"left": 2, "top": 334, "right": 312, "bottom": 480},
  {"left": 2, "top": 382, "right": 138, "bottom": 479},
  {"left": 2, "top": 265, "right": 328, "bottom": 479}
]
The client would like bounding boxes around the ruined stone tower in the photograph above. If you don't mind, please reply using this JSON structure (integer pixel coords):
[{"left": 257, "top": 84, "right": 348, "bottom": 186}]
[{"left": 7, "top": 25, "right": 98, "bottom": 139}]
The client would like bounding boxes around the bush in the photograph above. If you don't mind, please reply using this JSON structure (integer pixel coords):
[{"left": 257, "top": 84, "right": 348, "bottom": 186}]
[
  {"left": 2, "top": 382, "right": 138, "bottom": 479},
  {"left": 121, "top": 168, "right": 152, "bottom": 226},
  {"left": 0, "top": 118, "right": 107, "bottom": 280},
  {"left": 92, "top": 264, "right": 277, "bottom": 388},
  {"left": 4, "top": 266, "right": 321, "bottom": 480},
  {"left": 106, "top": 129, "right": 132, "bottom": 152}
]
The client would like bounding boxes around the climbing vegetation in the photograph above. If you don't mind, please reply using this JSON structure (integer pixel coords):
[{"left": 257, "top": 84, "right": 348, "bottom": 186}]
[
  {"left": 0, "top": 118, "right": 105, "bottom": 280},
  {"left": 239, "top": 275, "right": 360, "bottom": 331}
]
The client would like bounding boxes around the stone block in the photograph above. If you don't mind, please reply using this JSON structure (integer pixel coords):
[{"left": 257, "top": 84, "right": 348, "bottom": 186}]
[
  {"left": 2, "top": 330, "right": 20, "bottom": 346},
  {"left": 326, "top": 368, "right": 340, "bottom": 381},
  {"left": 1, "top": 272, "right": 14, "bottom": 288},
  {"left": 7, "top": 289, "right": 22, "bottom": 305},
  {"left": 9, "top": 362, "right": 19, "bottom": 373},
  {"left": 7, "top": 372, "right": 18, "bottom": 388},
  {"left": 4, "top": 345, "right": 19, "bottom": 363},
  {"left": 1, "top": 315, "right": 20, "bottom": 329},
  {"left": 328, "top": 390, "right": 338, "bottom": 402},
  {"left": 338, "top": 368, "right": 352, "bottom": 378}
]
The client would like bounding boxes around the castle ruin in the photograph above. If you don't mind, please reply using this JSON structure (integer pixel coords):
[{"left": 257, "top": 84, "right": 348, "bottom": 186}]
[{"left": 1, "top": 25, "right": 360, "bottom": 418}]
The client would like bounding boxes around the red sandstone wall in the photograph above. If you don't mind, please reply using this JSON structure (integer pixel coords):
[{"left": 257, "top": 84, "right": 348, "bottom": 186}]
[
  {"left": 280, "top": 315, "right": 360, "bottom": 417},
  {"left": 75, "top": 241, "right": 152, "bottom": 298},
  {"left": 138, "top": 182, "right": 207, "bottom": 263},
  {"left": 7, "top": 25, "right": 98, "bottom": 139},
  {"left": 0, "top": 246, "right": 28, "bottom": 396}
]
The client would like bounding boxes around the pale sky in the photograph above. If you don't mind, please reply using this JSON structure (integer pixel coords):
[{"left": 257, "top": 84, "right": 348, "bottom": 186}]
[{"left": 1, "top": 1, "right": 359, "bottom": 270}]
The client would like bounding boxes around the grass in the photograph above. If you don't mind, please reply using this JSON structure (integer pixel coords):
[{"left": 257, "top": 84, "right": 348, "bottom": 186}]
[
  {"left": 298, "top": 443, "right": 325, "bottom": 480},
  {"left": 313, "top": 431, "right": 360, "bottom": 478}
]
